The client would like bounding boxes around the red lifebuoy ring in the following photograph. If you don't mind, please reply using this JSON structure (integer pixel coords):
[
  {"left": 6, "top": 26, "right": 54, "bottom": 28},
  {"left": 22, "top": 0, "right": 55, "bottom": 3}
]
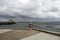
[{"left": 28, "top": 23, "right": 32, "bottom": 28}]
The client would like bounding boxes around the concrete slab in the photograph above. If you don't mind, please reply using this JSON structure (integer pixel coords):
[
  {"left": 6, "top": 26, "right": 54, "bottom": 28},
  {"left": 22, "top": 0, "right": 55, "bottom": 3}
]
[
  {"left": 20, "top": 32, "right": 60, "bottom": 40},
  {"left": 0, "top": 29, "right": 13, "bottom": 33},
  {"left": 0, "top": 29, "right": 39, "bottom": 40}
]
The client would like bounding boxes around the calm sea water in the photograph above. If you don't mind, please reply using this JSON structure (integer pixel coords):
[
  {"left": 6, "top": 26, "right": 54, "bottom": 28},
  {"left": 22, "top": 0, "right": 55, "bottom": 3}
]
[{"left": 0, "top": 22, "right": 60, "bottom": 32}]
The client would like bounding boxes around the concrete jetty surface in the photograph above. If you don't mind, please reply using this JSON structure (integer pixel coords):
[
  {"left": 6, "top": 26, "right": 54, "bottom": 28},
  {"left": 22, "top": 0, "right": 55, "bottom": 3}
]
[
  {"left": 0, "top": 29, "right": 39, "bottom": 40},
  {"left": 0, "top": 29, "right": 60, "bottom": 40},
  {"left": 0, "top": 29, "right": 13, "bottom": 33},
  {"left": 20, "top": 32, "right": 60, "bottom": 40}
]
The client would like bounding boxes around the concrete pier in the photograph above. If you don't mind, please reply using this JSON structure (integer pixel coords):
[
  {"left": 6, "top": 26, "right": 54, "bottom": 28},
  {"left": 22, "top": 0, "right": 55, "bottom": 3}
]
[
  {"left": 0, "top": 29, "right": 39, "bottom": 40},
  {"left": 0, "top": 29, "right": 60, "bottom": 40},
  {"left": 20, "top": 28, "right": 60, "bottom": 40},
  {"left": 20, "top": 32, "right": 60, "bottom": 40},
  {"left": 0, "top": 29, "right": 13, "bottom": 33}
]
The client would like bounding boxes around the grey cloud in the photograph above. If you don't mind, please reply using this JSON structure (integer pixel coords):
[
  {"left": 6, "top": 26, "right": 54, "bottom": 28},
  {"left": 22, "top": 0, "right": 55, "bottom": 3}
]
[
  {"left": 42, "top": 7, "right": 59, "bottom": 13},
  {"left": 0, "top": 0, "right": 60, "bottom": 21},
  {"left": 48, "top": 7, "right": 59, "bottom": 12}
]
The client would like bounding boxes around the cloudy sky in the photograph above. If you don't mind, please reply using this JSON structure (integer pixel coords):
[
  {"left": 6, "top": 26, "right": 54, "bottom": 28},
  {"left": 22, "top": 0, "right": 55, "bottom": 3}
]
[{"left": 0, "top": 0, "right": 60, "bottom": 21}]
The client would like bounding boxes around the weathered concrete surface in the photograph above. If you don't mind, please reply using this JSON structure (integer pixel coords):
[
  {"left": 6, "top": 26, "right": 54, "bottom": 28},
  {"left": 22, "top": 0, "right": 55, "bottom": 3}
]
[
  {"left": 0, "top": 29, "right": 13, "bottom": 33},
  {"left": 0, "top": 29, "right": 39, "bottom": 40},
  {"left": 34, "top": 28, "right": 60, "bottom": 36},
  {"left": 20, "top": 32, "right": 60, "bottom": 40}
]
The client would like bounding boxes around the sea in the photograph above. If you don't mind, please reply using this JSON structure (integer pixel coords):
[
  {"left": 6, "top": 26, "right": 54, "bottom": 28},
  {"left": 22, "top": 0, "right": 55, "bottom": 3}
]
[{"left": 0, "top": 22, "right": 60, "bottom": 32}]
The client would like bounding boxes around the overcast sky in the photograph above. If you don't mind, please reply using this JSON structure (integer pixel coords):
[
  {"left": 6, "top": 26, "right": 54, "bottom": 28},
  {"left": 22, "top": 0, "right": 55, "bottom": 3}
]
[{"left": 0, "top": 0, "right": 60, "bottom": 21}]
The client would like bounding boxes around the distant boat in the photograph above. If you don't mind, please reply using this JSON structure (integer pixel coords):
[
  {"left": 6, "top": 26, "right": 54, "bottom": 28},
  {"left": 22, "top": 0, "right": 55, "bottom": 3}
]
[{"left": 0, "top": 19, "right": 16, "bottom": 25}]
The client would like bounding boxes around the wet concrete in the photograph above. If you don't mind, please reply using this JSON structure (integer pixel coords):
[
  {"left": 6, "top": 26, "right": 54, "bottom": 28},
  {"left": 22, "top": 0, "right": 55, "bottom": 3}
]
[{"left": 0, "top": 29, "right": 39, "bottom": 40}]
